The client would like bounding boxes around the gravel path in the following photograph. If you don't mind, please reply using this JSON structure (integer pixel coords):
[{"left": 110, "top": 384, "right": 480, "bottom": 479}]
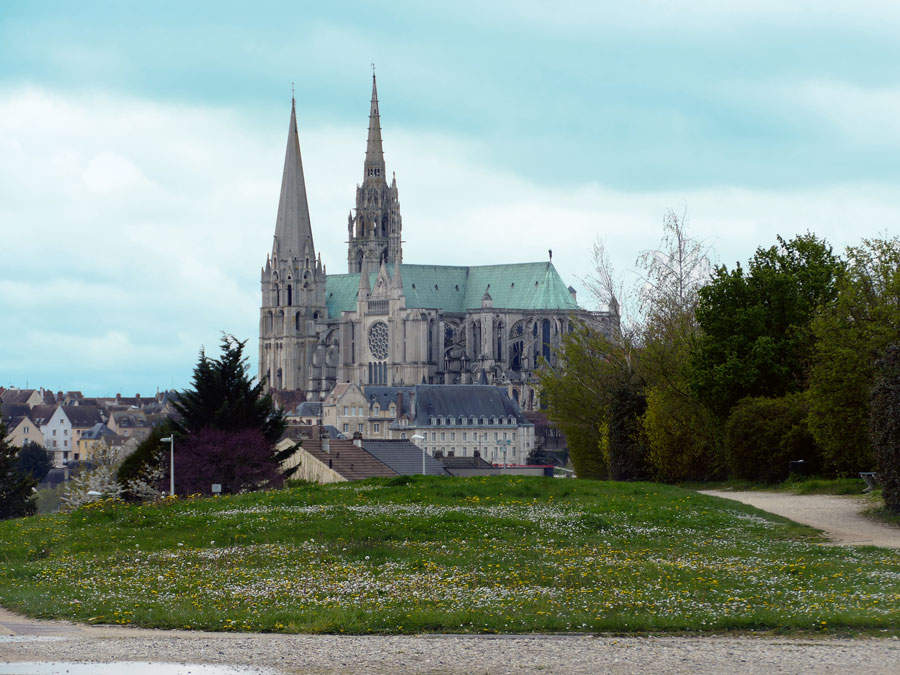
[
  {"left": 1, "top": 607, "right": 899, "bottom": 674},
  {"left": 700, "top": 490, "right": 900, "bottom": 548}
]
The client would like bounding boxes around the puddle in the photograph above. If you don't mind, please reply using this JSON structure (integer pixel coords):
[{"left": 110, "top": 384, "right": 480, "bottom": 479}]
[{"left": 0, "top": 663, "right": 277, "bottom": 675}]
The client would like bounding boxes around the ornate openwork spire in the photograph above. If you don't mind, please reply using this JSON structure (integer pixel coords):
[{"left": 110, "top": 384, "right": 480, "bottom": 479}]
[{"left": 363, "top": 73, "right": 386, "bottom": 182}]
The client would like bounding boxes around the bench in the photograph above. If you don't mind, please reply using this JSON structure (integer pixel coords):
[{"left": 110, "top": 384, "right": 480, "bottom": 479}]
[{"left": 860, "top": 472, "right": 879, "bottom": 493}]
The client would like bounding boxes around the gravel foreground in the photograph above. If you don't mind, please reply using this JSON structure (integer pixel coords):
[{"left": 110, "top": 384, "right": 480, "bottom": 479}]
[{"left": 2, "top": 609, "right": 900, "bottom": 675}]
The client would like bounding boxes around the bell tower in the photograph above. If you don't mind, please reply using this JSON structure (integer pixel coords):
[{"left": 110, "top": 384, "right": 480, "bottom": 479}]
[
  {"left": 259, "top": 96, "right": 327, "bottom": 393},
  {"left": 347, "top": 73, "right": 403, "bottom": 273}
]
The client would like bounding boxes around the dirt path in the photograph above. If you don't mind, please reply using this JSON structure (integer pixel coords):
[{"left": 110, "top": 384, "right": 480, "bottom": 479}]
[
  {"left": 701, "top": 490, "right": 900, "bottom": 548},
  {"left": 2, "top": 606, "right": 899, "bottom": 674}
]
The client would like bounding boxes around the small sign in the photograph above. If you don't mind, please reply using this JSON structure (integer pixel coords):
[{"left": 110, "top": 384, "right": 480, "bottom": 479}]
[{"left": 211, "top": 484, "right": 222, "bottom": 494}]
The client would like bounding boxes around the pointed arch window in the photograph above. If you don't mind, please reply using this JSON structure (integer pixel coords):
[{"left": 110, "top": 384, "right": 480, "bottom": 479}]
[{"left": 287, "top": 284, "right": 292, "bottom": 306}]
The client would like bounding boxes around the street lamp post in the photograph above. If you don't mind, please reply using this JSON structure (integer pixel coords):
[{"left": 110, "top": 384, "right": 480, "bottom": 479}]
[
  {"left": 411, "top": 434, "right": 426, "bottom": 475},
  {"left": 160, "top": 435, "right": 174, "bottom": 496}
]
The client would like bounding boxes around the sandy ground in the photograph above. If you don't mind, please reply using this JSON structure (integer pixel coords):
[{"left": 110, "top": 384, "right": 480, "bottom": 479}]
[
  {"left": 3, "top": 492, "right": 899, "bottom": 673},
  {"left": 700, "top": 490, "right": 900, "bottom": 548}
]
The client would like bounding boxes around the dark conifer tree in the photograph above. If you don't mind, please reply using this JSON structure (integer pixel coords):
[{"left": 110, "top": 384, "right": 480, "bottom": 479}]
[
  {"left": 174, "top": 334, "right": 285, "bottom": 443},
  {"left": 0, "top": 413, "right": 36, "bottom": 519}
]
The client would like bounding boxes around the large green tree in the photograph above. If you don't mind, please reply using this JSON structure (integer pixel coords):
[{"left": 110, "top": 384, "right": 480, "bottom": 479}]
[
  {"left": 808, "top": 238, "right": 900, "bottom": 475},
  {"left": 174, "top": 334, "right": 286, "bottom": 444},
  {"left": 690, "top": 233, "right": 842, "bottom": 419},
  {"left": 0, "top": 413, "right": 36, "bottom": 519}
]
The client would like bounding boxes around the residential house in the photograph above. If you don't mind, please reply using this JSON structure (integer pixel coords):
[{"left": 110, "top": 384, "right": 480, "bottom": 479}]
[
  {"left": 277, "top": 432, "right": 397, "bottom": 484},
  {"left": 107, "top": 409, "right": 153, "bottom": 442},
  {"left": 40, "top": 405, "right": 104, "bottom": 465},
  {"left": 1, "top": 403, "right": 44, "bottom": 448},
  {"left": 76, "top": 423, "right": 127, "bottom": 461},
  {"left": 0, "top": 388, "right": 45, "bottom": 408},
  {"left": 286, "top": 401, "right": 323, "bottom": 426}
]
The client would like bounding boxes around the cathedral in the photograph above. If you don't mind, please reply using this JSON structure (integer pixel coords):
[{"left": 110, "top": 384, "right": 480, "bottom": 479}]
[{"left": 259, "top": 75, "right": 618, "bottom": 409}]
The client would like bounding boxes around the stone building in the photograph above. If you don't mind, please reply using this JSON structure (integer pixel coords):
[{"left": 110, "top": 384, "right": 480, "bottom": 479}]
[{"left": 259, "top": 74, "right": 619, "bottom": 408}]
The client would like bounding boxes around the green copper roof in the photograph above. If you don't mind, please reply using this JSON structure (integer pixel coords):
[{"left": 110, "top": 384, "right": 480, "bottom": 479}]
[{"left": 325, "top": 262, "right": 578, "bottom": 319}]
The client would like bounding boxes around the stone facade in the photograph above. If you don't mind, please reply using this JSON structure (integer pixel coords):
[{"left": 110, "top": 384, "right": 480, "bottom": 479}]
[{"left": 259, "top": 75, "right": 619, "bottom": 409}]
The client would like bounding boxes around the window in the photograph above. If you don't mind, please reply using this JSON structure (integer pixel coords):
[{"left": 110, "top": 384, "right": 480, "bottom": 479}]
[
  {"left": 343, "top": 406, "right": 348, "bottom": 416},
  {"left": 400, "top": 432, "right": 407, "bottom": 439},
  {"left": 449, "top": 417, "right": 455, "bottom": 425},
  {"left": 481, "top": 417, "right": 487, "bottom": 425},
  {"left": 502, "top": 432, "right": 507, "bottom": 440},
  {"left": 53, "top": 429, "right": 57, "bottom": 436},
  {"left": 494, "top": 432, "right": 498, "bottom": 441},
  {"left": 462, "top": 432, "right": 467, "bottom": 441},
  {"left": 358, "top": 424, "right": 364, "bottom": 433},
  {"left": 342, "top": 423, "right": 349, "bottom": 432},
  {"left": 431, "top": 432, "right": 436, "bottom": 441},
  {"left": 374, "top": 423, "right": 381, "bottom": 433},
  {"left": 440, "top": 432, "right": 445, "bottom": 441},
  {"left": 439, "top": 417, "right": 445, "bottom": 425},
  {"left": 431, "top": 417, "right": 437, "bottom": 426},
  {"left": 450, "top": 432, "right": 455, "bottom": 441},
  {"left": 64, "top": 429, "right": 68, "bottom": 435}
]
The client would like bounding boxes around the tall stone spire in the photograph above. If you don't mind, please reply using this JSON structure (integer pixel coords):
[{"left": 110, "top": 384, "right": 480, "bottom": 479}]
[
  {"left": 363, "top": 73, "right": 386, "bottom": 182},
  {"left": 274, "top": 97, "right": 315, "bottom": 259}
]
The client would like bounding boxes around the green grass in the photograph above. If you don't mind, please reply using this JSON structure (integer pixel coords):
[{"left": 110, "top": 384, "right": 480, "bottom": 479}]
[
  {"left": 680, "top": 477, "right": 871, "bottom": 495},
  {"left": 0, "top": 476, "right": 898, "bottom": 635}
]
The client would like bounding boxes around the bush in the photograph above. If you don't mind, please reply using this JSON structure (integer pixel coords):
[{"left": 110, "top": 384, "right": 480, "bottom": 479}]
[
  {"left": 642, "top": 385, "right": 724, "bottom": 482},
  {"left": 870, "top": 344, "right": 900, "bottom": 515},
  {"left": 725, "top": 393, "right": 821, "bottom": 482}
]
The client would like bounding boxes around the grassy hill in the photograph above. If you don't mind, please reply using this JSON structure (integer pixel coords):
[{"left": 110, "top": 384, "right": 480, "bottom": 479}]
[{"left": 0, "top": 476, "right": 898, "bottom": 634}]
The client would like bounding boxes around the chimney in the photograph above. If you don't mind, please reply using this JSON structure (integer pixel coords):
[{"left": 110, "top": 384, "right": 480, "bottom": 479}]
[
  {"left": 396, "top": 392, "right": 403, "bottom": 418},
  {"left": 57, "top": 391, "right": 63, "bottom": 403},
  {"left": 136, "top": 394, "right": 141, "bottom": 403},
  {"left": 320, "top": 427, "right": 330, "bottom": 454},
  {"left": 352, "top": 431, "right": 363, "bottom": 448},
  {"left": 116, "top": 393, "right": 122, "bottom": 404}
]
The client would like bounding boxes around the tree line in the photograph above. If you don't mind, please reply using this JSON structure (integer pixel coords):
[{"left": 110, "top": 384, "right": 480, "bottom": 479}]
[{"left": 540, "top": 212, "right": 900, "bottom": 513}]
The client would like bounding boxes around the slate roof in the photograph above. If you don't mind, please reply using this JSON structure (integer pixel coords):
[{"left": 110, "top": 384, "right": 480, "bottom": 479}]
[
  {"left": 1, "top": 402, "right": 31, "bottom": 422},
  {"left": 362, "top": 386, "right": 415, "bottom": 416},
  {"left": 29, "top": 405, "right": 58, "bottom": 426},
  {"left": 438, "top": 454, "right": 495, "bottom": 469},
  {"left": 80, "top": 423, "right": 117, "bottom": 440},
  {"left": 0, "top": 389, "right": 38, "bottom": 405},
  {"left": 301, "top": 438, "right": 397, "bottom": 481},
  {"left": 294, "top": 401, "right": 322, "bottom": 417},
  {"left": 325, "top": 262, "right": 579, "bottom": 319},
  {"left": 61, "top": 406, "right": 104, "bottom": 428},
  {"left": 411, "top": 385, "right": 527, "bottom": 426},
  {"left": 363, "top": 439, "right": 448, "bottom": 476},
  {"left": 109, "top": 411, "right": 149, "bottom": 428}
]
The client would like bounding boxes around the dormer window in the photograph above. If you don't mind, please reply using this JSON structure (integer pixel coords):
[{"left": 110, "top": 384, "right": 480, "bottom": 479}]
[
  {"left": 449, "top": 417, "right": 455, "bottom": 425},
  {"left": 439, "top": 417, "right": 445, "bottom": 425},
  {"left": 430, "top": 417, "right": 437, "bottom": 426}
]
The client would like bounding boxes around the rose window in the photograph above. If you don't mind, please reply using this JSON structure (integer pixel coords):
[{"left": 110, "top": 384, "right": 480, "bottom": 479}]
[{"left": 368, "top": 322, "right": 389, "bottom": 360}]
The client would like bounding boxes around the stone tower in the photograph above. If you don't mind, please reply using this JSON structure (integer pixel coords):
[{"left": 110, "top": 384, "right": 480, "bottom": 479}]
[
  {"left": 347, "top": 74, "right": 403, "bottom": 273},
  {"left": 259, "top": 97, "right": 327, "bottom": 392}
]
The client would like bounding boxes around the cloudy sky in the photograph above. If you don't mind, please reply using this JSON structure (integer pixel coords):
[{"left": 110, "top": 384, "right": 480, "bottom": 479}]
[{"left": 2, "top": 1, "right": 898, "bottom": 395}]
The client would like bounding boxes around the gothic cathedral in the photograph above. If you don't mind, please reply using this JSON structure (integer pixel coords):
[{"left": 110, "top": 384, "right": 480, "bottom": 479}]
[{"left": 259, "top": 75, "right": 618, "bottom": 409}]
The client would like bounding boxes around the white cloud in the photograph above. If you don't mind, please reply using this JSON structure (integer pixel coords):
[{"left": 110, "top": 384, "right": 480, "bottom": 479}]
[{"left": 1, "top": 86, "right": 899, "bottom": 393}]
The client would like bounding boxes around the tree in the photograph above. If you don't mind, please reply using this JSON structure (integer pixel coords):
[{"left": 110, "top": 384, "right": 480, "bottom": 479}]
[
  {"left": 634, "top": 209, "right": 723, "bottom": 481},
  {"left": 59, "top": 446, "right": 125, "bottom": 512},
  {"left": 171, "top": 428, "right": 284, "bottom": 496},
  {"left": 117, "top": 422, "right": 172, "bottom": 501},
  {"left": 540, "top": 323, "right": 623, "bottom": 479},
  {"left": 724, "top": 393, "right": 821, "bottom": 482},
  {"left": 17, "top": 441, "right": 52, "bottom": 482},
  {"left": 607, "top": 382, "right": 649, "bottom": 481},
  {"left": 870, "top": 343, "right": 900, "bottom": 515},
  {"left": 174, "top": 334, "right": 286, "bottom": 444},
  {"left": 690, "top": 233, "right": 842, "bottom": 419},
  {"left": 172, "top": 335, "right": 297, "bottom": 491},
  {"left": 0, "top": 415, "right": 36, "bottom": 519},
  {"left": 808, "top": 238, "right": 900, "bottom": 475}
]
